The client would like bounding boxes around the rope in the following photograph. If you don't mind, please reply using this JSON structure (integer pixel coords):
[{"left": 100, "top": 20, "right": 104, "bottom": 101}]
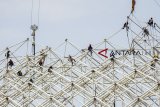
[
  {"left": 107, "top": 28, "right": 123, "bottom": 40},
  {"left": 128, "top": 17, "right": 143, "bottom": 29},
  {"left": 9, "top": 39, "right": 29, "bottom": 49},
  {"left": 64, "top": 41, "right": 67, "bottom": 57},
  {"left": 12, "top": 41, "right": 27, "bottom": 54},
  {"left": 132, "top": 14, "right": 145, "bottom": 24},
  {"left": 54, "top": 42, "right": 66, "bottom": 51}
]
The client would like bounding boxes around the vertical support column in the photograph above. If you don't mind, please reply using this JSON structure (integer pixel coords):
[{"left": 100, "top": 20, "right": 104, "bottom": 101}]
[
  {"left": 5, "top": 47, "right": 10, "bottom": 106},
  {"left": 104, "top": 39, "right": 107, "bottom": 58},
  {"left": 31, "top": 24, "right": 38, "bottom": 56},
  {"left": 30, "top": 24, "right": 38, "bottom": 89}
]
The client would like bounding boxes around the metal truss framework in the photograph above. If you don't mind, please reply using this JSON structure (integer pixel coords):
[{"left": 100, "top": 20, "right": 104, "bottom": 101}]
[{"left": 0, "top": 18, "right": 160, "bottom": 107}]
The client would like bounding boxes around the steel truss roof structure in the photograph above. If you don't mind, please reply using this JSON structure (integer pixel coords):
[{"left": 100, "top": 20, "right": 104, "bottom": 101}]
[{"left": 0, "top": 17, "right": 160, "bottom": 107}]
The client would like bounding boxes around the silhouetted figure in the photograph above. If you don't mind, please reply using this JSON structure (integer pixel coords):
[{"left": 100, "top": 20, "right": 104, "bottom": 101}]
[
  {"left": 122, "top": 22, "right": 129, "bottom": 31},
  {"left": 8, "top": 59, "right": 14, "bottom": 67},
  {"left": 48, "top": 66, "right": 53, "bottom": 73},
  {"left": 148, "top": 18, "right": 153, "bottom": 27},
  {"left": 143, "top": 27, "right": 149, "bottom": 36},
  {"left": 39, "top": 59, "right": 43, "bottom": 66},
  {"left": 5, "top": 51, "right": 10, "bottom": 59},
  {"left": 38, "top": 50, "right": 46, "bottom": 66},
  {"left": 153, "top": 54, "right": 159, "bottom": 62},
  {"left": 88, "top": 44, "right": 93, "bottom": 56},
  {"left": 38, "top": 56, "right": 46, "bottom": 66},
  {"left": 30, "top": 79, "right": 33, "bottom": 83},
  {"left": 17, "top": 71, "right": 22, "bottom": 76},
  {"left": 151, "top": 61, "right": 155, "bottom": 69},
  {"left": 68, "top": 55, "right": 76, "bottom": 66}
]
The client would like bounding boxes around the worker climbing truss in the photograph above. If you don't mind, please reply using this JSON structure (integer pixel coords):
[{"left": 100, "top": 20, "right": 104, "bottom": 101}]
[{"left": 0, "top": 16, "right": 160, "bottom": 107}]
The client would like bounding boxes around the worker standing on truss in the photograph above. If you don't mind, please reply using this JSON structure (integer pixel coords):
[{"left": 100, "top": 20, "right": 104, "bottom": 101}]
[
  {"left": 143, "top": 27, "right": 149, "bottom": 36},
  {"left": 38, "top": 50, "right": 46, "bottom": 66},
  {"left": 8, "top": 59, "right": 14, "bottom": 67},
  {"left": 68, "top": 55, "right": 76, "bottom": 66},
  {"left": 5, "top": 50, "right": 10, "bottom": 59},
  {"left": 122, "top": 21, "right": 129, "bottom": 31},
  {"left": 5, "top": 49, "right": 14, "bottom": 68},
  {"left": 148, "top": 18, "right": 154, "bottom": 27},
  {"left": 88, "top": 44, "right": 93, "bottom": 56}
]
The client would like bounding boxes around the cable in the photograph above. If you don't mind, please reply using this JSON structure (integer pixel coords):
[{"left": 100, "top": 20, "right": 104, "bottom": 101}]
[
  {"left": 64, "top": 41, "right": 67, "bottom": 57},
  {"left": 30, "top": 0, "right": 33, "bottom": 25},
  {"left": 30, "top": 0, "right": 41, "bottom": 26},
  {"left": 153, "top": 0, "right": 160, "bottom": 8},
  {"left": 126, "top": 30, "right": 131, "bottom": 49},
  {"left": 37, "top": 0, "right": 41, "bottom": 26}
]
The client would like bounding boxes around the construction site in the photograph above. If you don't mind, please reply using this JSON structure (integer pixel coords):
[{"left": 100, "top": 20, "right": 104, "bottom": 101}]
[{"left": 1, "top": 0, "right": 160, "bottom": 107}]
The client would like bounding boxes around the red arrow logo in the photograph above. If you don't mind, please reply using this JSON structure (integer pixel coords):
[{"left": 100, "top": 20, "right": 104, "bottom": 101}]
[{"left": 98, "top": 48, "right": 108, "bottom": 58}]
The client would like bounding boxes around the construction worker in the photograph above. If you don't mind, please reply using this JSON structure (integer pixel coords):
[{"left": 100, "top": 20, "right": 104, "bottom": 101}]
[
  {"left": 38, "top": 51, "right": 46, "bottom": 66},
  {"left": 48, "top": 66, "right": 53, "bottom": 73},
  {"left": 5, "top": 50, "right": 10, "bottom": 59},
  {"left": 38, "top": 59, "right": 43, "bottom": 66},
  {"left": 143, "top": 27, "right": 149, "bottom": 36},
  {"left": 68, "top": 55, "right": 76, "bottom": 66},
  {"left": 8, "top": 59, "right": 14, "bottom": 67},
  {"left": 122, "top": 22, "right": 129, "bottom": 31},
  {"left": 17, "top": 71, "right": 23, "bottom": 76},
  {"left": 153, "top": 54, "right": 159, "bottom": 62},
  {"left": 151, "top": 61, "right": 155, "bottom": 66},
  {"left": 88, "top": 44, "right": 93, "bottom": 56},
  {"left": 30, "top": 79, "right": 33, "bottom": 83},
  {"left": 148, "top": 18, "right": 153, "bottom": 27}
]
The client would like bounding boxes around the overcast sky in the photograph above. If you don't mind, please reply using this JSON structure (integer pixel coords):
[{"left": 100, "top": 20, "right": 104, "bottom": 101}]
[{"left": 0, "top": 0, "right": 160, "bottom": 51}]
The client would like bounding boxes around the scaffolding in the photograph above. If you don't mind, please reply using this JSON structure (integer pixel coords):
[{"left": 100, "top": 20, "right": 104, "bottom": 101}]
[{"left": 0, "top": 17, "right": 160, "bottom": 107}]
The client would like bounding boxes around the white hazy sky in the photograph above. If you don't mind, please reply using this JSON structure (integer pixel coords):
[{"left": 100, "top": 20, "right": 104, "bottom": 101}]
[{"left": 0, "top": 0, "right": 160, "bottom": 50}]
